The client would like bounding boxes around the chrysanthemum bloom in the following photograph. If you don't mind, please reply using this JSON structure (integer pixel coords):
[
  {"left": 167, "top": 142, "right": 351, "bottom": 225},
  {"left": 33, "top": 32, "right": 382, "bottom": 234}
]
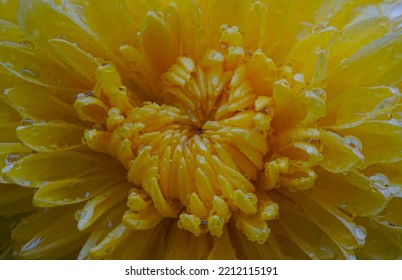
[{"left": 0, "top": 0, "right": 402, "bottom": 260}]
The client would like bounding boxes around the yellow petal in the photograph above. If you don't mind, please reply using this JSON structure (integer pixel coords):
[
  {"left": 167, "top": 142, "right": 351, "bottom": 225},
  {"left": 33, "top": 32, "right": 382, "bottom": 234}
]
[
  {"left": 3, "top": 151, "right": 108, "bottom": 187},
  {"left": 320, "top": 130, "right": 364, "bottom": 173},
  {"left": 0, "top": 41, "right": 87, "bottom": 89},
  {"left": 16, "top": 123, "right": 85, "bottom": 152},
  {"left": 327, "top": 32, "right": 402, "bottom": 93},
  {"left": 17, "top": 209, "right": 87, "bottom": 259},
  {"left": 33, "top": 172, "right": 123, "bottom": 207},
  {"left": 2, "top": 85, "right": 78, "bottom": 123},
  {"left": 0, "top": 19, "right": 26, "bottom": 42},
  {"left": 337, "top": 120, "right": 402, "bottom": 165},
  {"left": 0, "top": 184, "right": 35, "bottom": 215},
  {"left": 312, "top": 169, "right": 389, "bottom": 217},
  {"left": 0, "top": 0, "right": 18, "bottom": 24},
  {"left": 322, "top": 86, "right": 400, "bottom": 129},
  {"left": 329, "top": 17, "right": 390, "bottom": 67},
  {"left": 48, "top": 38, "right": 100, "bottom": 84},
  {"left": 77, "top": 182, "right": 130, "bottom": 231},
  {"left": 284, "top": 189, "right": 367, "bottom": 250},
  {"left": 355, "top": 218, "right": 402, "bottom": 260},
  {"left": 18, "top": 0, "right": 107, "bottom": 59}
]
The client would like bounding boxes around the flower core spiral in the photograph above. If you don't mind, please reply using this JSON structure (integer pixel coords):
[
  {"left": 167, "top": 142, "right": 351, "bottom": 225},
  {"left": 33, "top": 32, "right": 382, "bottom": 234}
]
[{"left": 76, "top": 25, "right": 282, "bottom": 243}]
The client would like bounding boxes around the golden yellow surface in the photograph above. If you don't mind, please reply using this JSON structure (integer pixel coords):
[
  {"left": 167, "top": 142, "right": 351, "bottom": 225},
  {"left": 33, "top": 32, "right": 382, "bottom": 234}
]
[{"left": 0, "top": 0, "right": 402, "bottom": 259}]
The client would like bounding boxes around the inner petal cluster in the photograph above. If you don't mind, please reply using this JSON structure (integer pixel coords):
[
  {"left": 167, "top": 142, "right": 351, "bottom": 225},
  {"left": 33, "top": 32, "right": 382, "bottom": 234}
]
[{"left": 74, "top": 25, "right": 281, "bottom": 243}]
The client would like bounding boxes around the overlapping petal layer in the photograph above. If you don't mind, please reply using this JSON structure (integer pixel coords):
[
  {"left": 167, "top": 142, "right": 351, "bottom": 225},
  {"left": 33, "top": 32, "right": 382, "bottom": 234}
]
[{"left": 1, "top": 0, "right": 402, "bottom": 260}]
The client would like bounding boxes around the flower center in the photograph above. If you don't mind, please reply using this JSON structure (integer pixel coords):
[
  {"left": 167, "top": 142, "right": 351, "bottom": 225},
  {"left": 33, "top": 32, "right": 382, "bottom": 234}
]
[{"left": 74, "top": 25, "right": 284, "bottom": 243}]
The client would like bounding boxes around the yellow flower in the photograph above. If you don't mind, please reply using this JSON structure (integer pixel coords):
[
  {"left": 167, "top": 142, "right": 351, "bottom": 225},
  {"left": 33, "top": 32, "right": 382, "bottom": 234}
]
[{"left": 1, "top": 0, "right": 402, "bottom": 260}]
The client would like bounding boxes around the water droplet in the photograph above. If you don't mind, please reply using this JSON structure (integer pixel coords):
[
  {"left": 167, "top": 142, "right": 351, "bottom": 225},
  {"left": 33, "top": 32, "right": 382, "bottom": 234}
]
[
  {"left": 74, "top": 209, "right": 86, "bottom": 221},
  {"left": 19, "top": 39, "right": 35, "bottom": 49},
  {"left": 5, "top": 153, "right": 21, "bottom": 165},
  {"left": 353, "top": 226, "right": 366, "bottom": 241},
  {"left": 311, "top": 88, "right": 327, "bottom": 100},
  {"left": 200, "top": 220, "right": 208, "bottom": 225},
  {"left": 369, "top": 173, "right": 390, "bottom": 188},
  {"left": 85, "top": 191, "right": 90, "bottom": 198},
  {"left": 81, "top": 136, "right": 88, "bottom": 145},
  {"left": 20, "top": 117, "right": 34, "bottom": 126},
  {"left": 20, "top": 68, "right": 38, "bottom": 79},
  {"left": 293, "top": 73, "right": 305, "bottom": 83},
  {"left": 316, "top": 244, "right": 335, "bottom": 260},
  {"left": 2, "top": 88, "right": 11, "bottom": 96},
  {"left": 21, "top": 236, "right": 44, "bottom": 252},
  {"left": 108, "top": 107, "right": 121, "bottom": 116},
  {"left": 91, "top": 123, "right": 103, "bottom": 131},
  {"left": 312, "top": 24, "right": 326, "bottom": 33},
  {"left": 343, "top": 135, "right": 362, "bottom": 152},
  {"left": 107, "top": 219, "right": 113, "bottom": 228},
  {"left": 76, "top": 93, "right": 86, "bottom": 99},
  {"left": 56, "top": 34, "right": 68, "bottom": 40},
  {"left": 3, "top": 62, "right": 13, "bottom": 69}
]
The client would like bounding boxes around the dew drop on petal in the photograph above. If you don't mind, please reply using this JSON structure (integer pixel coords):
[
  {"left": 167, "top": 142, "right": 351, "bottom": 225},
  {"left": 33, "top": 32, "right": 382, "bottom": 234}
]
[
  {"left": 312, "top": 23, "right": 326, "bottom": 33},
  {"left": 369, "top": 173, "right": 390, "bottom": 188},
  {"left": 3, "top": 62, "right": 13, "bottom": 69},
  {"left": 21, "top": 236, "right": 44, "bottom": 252},
  {"left": 20, "top": 68, "right": 38, "bottom": 79},
  {"left": 293, "top": 73, "right": 305, "bottom": 83},
  {"left": 316, "top": 244, "right": 335, "bottom": 260},
  {"left": 5, "top": 152, "right": 21, "bottom": 165},
  {"left": 353, "top": 226, "right": 367, "bottom": 241},
  {"left": 91, "top": 123, "right": 104, "bottom": 131},
  {"left": 56, "top": 34, "right": 68, "bottom": 40},
  {"left": 311, "top": 88, "right": 327, "bottom": 100},
  {"left": 20, "top": 117, "right": 34, "bottom": 126},
  {"left": 74, "top": 209, "right": 86, "bottom": 221},
  {"left": 343, "top": 135, "right": 362, "bottom": 152},
  {"left": 19, "top": 39, "right": 35, "bottom": 49},
  {"left": 76, "top": 93, "right": 86, "bottom": 99}
]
